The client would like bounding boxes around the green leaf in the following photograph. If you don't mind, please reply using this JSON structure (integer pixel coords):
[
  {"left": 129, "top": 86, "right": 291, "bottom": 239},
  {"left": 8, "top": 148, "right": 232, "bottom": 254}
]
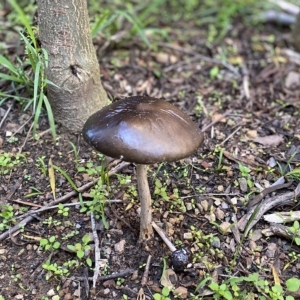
[
  {"left": 77, "top": 250, "right": 84, "bottom": 259},
  {"left": 86, "top": 257, "right": 92, "bottom": 267},
  {"left": 82, "top": 234, "right": 90, "bottom": 245},
  {"left": 286, "top": 278, "right": 300, "bottom": 292},
  {"left": 67, "top": 245, "right": 76, "bottom": 252}
]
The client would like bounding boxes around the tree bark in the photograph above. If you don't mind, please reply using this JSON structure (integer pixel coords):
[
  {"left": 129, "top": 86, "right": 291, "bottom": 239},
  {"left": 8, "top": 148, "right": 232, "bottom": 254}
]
[{"left": 37, "top": 0, "right": 107, "bottom": 132}]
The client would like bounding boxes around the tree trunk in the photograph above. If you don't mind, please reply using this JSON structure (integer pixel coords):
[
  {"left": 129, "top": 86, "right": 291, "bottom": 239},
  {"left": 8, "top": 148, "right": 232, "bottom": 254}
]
[{"left": 37, "top": 0, "right": 107, "bottom": 132}]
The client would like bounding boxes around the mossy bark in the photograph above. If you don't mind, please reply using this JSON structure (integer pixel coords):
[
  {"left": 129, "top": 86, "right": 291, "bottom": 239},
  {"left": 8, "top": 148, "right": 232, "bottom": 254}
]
[{"left": 37, "top": 0, "right": 107, "bottom": 132}]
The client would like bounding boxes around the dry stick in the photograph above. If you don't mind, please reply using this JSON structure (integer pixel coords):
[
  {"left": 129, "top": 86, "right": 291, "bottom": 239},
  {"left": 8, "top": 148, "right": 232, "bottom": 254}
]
[
  {"left": 141, "top": 255, "right": 152, "bottom": 286},
  {"left": 238, "top": 183, "right": 300, "bottom": 235},
  {"left": 18, "top": 121, "right": 34, "bottom": 154},
  {"left": 0, "top": 103, "right": 13, "bottom": 128},
  {"left": 152, "top": 222, "right": 176, "bottom": 252},
  {"left": 90, "top": 212, "right": 100, "bottom": 289},
  {"left": 15, "top": 200, "right": 122, "bottom": 219},
  {"left": 201, "top": 109, "right": 232, "bottom": 133},
  {"left": 219, "top": 126, "right": 242, "bottom": 146},
  {"left": 74, "top": 268, "right": 134, "bottom": 282},
  {"left": 157, "top": 42, "right": 239, "bottom": 76},
  {"left": 262, "top": 223, "right": 300, "bottom": 241},
  {"left": 0, "top": 161, "right": 130, "bottom": 241}
]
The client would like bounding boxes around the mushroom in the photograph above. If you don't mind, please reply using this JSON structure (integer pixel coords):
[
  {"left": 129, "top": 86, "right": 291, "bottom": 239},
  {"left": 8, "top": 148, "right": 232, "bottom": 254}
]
[{"left": 82, "top": 96, "right": 204, "bottom": 241}]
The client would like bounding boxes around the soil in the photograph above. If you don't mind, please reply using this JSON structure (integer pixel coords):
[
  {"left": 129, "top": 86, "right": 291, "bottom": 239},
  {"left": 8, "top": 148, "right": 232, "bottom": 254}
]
[{"left": 1, "top": 4, "right": 300, "bottom": 300}]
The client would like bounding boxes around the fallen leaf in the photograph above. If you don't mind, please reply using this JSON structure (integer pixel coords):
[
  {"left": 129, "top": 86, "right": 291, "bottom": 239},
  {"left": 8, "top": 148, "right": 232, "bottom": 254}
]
[
  {"left": 160, "top": 269, "right": 177, "bottom": 290},
  {"left": 253, "top": 135, "right": 284, "bottom": 146},
  {"left": 48, "top": 158, "right": 56, "bottom": 200}
]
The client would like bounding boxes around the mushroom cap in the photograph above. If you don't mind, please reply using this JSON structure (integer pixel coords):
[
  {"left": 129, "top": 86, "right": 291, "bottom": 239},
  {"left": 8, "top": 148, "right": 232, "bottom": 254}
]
[{"left": 82, "top": 96, "right": 204, "bottom": 164}]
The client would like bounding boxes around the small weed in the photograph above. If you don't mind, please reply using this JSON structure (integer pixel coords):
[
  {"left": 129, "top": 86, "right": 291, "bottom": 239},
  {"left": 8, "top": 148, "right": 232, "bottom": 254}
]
[
  {"left": 238, "top": 162, "right": 253, "bottom": 188},
  {"left": 67, "top": 234, "right": 92, "bottom": 267},
  {"left": 42, "top": 259, "right": 69, "bottom": 280},
  {"left": 35, "top": 156, "right": 47, "bottom": 175},
  {"left": 69, "top": 141, "right": 79, "bottom": 167},
  {"left": 24, "top": 186, "right": 43, "bottom": 198},
  {"left": 57, "top": 203, "right": 69, "bottom": 217},
  {"left": 0, "top": 204, "right": 16, "bottom": 231},
  {"left": 39, "top": 236, "right": 61, "bottom": 251},
  {"left": 43, "top": 216, "right": 61, "bottom": 227},
  {"left": 289, "top": 221, "right": 300, "bottom": 246},
  {"left": 0, "top": 152, "right": 25, "bottom": 175},
  {"left": 62, "top": 230, "right": 79, "bottom": 240},
  {"left": 153, "top": 286, "right": 171, "bottom": 300},
  {"left": 116, "top": 277, "right": 125, "bottom": 286}
]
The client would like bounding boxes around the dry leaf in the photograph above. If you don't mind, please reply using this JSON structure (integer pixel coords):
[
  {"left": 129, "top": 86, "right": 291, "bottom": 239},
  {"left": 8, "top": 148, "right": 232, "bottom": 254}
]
[
  {"left": 253, "top": 135, "right": 284, "bottom": 146},
  {"left": 160, "top": 269, "right": 177, "bottom": 290},
  {"left": 48, "top": 158, "right": 56, "bottom": 200},
  {"left": 137, "top": 288, "right": 145, "bottom": 300},
  {"left": 272, "top": 266, "right": 281, "bottom": 286}
]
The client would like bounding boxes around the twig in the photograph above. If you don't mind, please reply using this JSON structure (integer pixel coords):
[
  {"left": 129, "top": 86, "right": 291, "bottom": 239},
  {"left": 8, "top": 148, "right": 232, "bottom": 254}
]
[
  {"left": 73, "top": 268, "right": 134, "bottom": 282},
  {"left": 0, "top": 161, "right": 130, "bottom": 241},
  {"left": 11, "top": 199, "right": 42, "bottom": 208},
  {"left": 152, "top": 222, "right": 176, "bottom": 252},
  {"left": 247, "top": 181, "right": 293, "bottom": 208},
  {"left": 16, "top": 200, "right": 122, "bottom": 219},
  {"left": 219, "top": 126, "right": 242, "bottom": 146},
  {"left": 264, "top": 211, "right": 300, "bottom": 223},
  {"left": 141, "top": 255, "right": 152, "bottom": 286},
  {"left": 90, "top": 212, "right": 101, "bottom": 289},
  {"left": 158, "top": 42, "right": 239, "bottom": 76},
  {"left": 0, "top": 103, "right": 13, "bottom": 128},
  {"left": 238, "top": 183, "right": 300, "bottom": 235},
  {"left": 201, "top": 109, "right": 233, "bottom": 132},
  {"left": 18, "top": 121, "right": 34, "bottom": 154},
  {"left": 262, "top": 223, "right": 300, "bottom": 241}
]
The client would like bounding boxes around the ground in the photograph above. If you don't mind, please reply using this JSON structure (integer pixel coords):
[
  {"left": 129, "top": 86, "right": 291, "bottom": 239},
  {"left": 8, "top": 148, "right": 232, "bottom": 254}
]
[{"left": 1, "top": 2, "right": 300, "bottom": 300}]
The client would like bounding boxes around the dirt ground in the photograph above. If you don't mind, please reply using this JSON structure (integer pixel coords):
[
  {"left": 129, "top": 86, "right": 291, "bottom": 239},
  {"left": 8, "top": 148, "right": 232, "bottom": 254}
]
[{"left": 1, "top": 4, "right": 300, "bottom": 300}]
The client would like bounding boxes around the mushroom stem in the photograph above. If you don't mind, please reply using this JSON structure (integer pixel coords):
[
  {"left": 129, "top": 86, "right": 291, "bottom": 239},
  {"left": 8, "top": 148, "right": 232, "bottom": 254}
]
[{"left": 136, "top": 164, "right": 153, "bottom": 240}]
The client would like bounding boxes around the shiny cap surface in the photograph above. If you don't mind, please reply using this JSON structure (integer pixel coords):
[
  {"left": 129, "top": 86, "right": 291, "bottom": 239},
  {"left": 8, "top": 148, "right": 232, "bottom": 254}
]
[{"left": 82, "top": 96, "right": 204, "bottom": 164}]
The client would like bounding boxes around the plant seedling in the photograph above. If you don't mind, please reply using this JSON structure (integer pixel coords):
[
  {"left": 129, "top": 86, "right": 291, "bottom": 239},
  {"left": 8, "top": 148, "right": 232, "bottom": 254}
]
[
  {"left": 67, "top": 234, "right": 92, "bottom": 266},
  {"left": 40, "top": 236, "right": 61, "bottom": 251}
]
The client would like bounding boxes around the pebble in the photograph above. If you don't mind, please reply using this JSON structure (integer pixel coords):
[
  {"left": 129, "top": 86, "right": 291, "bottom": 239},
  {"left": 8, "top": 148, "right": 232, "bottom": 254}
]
[
  {"left": 215, "top": 207, "right": 225, "bottom": 220},
  {"left": 266, "top": 243, "right": 277, "bottom": 258},
  {"left": 239, "top": 178, "right": 248, "bottom": 192},
  {"left": 230, "top": 197, "right": 237, "bottom": 205},
  {"left": 186, "top": 202, "right": 193, "bottom": 211},
  {"left": 218, "top": 222, "right": 232, "bottom": 234},
  {"left": 221, "top": 202, "right": 229, "bottom": 209},
  {"left": 211, "top": 237, "right": 221, "bottom": 249},
  {"left": 217, "top": 185, "right": 224, "bottom": 192},
  {"left": 249, "top": 229, "right": 262, "bottom": 241},
  {"left": 0, "top": 249, "right": 7, "bottom": 255},
  {"left": 114, "top": 239, "right": 126, "bottom": 253},
  {"left": 47, "top": 289, "right": 55, "bottom": 297},
  {"left": 183, "top": 232, "right": 193, "bottom": 240},
  {"left": 214, "top": 199, "right": 221, "bottom": 206},
  {"left": 173, "top": 286, "right": 188, "bottom": 299},
  {"left": 249, "top": 240, "right": 257, "bottom": 250},
  {"left": 200, "top": 200, "right": 209, "bottom": 211},
  {"left": 204, "top": 213, "right": 216, "bottom": 222}
]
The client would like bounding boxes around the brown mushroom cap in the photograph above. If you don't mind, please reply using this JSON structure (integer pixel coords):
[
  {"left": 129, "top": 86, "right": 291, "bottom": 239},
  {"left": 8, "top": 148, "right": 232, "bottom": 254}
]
[{"left": 82, "top": 96, "right": 204, "bottom": 164}]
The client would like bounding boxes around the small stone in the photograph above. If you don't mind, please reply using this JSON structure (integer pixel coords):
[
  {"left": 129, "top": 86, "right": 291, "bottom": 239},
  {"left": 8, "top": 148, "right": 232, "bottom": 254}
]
[
  {"left": 47, "top": 289, "right": 55, "bottom": 297},
  {"left": 0, "top": 137, "right": 3, "bottom": 148},
  {"left": 211, "top": 237, "right": 221, "bottom": 249},
  {"left": 214, "top": 199, "right": 221, "bottom": 206},
  {"left": 183, "top": 232, "right": 193, "bottom": 240},
  {"left": 217, "top": 185, "right": 224, "bottom": 192},
  {"left": 221, "top": 202, "right": 229, "bottom": 209},
  {"left": 114, "top": 239, "right": 125, "bottom": 253},
  {"left": 218, "top": 222, "right": 232, "bottom": 234},
  {"left": 230, "top": 197, "right": 237, "bottom": 205},
  {"left": 103, "top": 279, "right": 115, "bottom": 288},
  {"left": 64, "top": 293, "right": 72, "bottom": 300},
  {"left": 200, "top": 200, "right": 209, "bottom": 211},
  {"left": 266, "top": 243, "right": 277, "bottom": 258},
  {"left": 185, "top": 202, "right": 193, "bottom": 211},
  {"left": 215, "top": 207, "right": 225, "bottom": 220},
  {"left": 204, "top": 213, "right": 216, "bottom": 222},
  {"left": 238, "top": 178, "right": 248, "bottom": 192},
  {"left": 131, "top": 270, "right": 138, "bottom": 281},
  {"left": 173, "top": 286, "right": 188, "bottom": 299},
  {"left": 250, "top": 229, "right": 262, "bottom": 241},
  {"left": 0, "top": 249, "right": 7, "bottom": 255},
  {"left": 249, "top": 240, "right": 257, "bottom": 250}
]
